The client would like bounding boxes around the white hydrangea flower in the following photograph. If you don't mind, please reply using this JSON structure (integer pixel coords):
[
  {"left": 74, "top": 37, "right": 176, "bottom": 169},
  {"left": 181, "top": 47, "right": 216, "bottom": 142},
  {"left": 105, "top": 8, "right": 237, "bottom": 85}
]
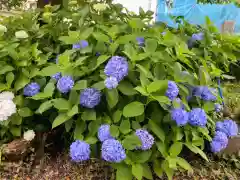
[
  {"left": 23, "top": 130, "right": 35, "bottom": 141},
  {"left": 93, "top": 3, "right": 109, "bottom": 12},
  {"left": 0, "top": 100, "right": 16, "bottom": 121},
  {"left": 0, "top": 91, "right": 14, "bottom": 101}
]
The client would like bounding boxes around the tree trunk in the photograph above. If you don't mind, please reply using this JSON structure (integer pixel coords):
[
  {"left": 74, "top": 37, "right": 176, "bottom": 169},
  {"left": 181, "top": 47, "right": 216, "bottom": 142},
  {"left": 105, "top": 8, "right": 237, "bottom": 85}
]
[{"left": 37, "top": 0, "right": 62, "bottom": 8}]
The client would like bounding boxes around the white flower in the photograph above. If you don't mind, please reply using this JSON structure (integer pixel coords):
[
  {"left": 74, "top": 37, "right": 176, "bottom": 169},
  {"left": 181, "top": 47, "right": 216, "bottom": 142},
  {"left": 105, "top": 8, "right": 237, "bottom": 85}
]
[
  {"left": 0, "top": 91, "right": 14, "bottom": 101},
  {"left": 0, "top": 100, "right": 16, "bottom": 121},
  {"left": 93, "top": 3, "right": 109, "bottom": 12},
  {"left": 23, "top": 130, "right": 35, "bottom": 141}
]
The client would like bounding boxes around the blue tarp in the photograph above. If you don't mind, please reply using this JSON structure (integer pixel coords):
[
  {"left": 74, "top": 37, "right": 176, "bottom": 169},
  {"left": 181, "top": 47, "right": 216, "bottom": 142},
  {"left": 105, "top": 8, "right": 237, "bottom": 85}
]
[{"left": 156, "top": 0, "right": 240, "bottom": 33}]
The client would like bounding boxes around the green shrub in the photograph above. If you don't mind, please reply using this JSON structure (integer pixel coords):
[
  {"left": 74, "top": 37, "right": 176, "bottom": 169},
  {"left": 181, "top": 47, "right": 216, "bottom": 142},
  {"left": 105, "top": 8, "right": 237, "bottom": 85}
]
[{"left": 0, "top": 0, "right": 239, "bottom": 179}]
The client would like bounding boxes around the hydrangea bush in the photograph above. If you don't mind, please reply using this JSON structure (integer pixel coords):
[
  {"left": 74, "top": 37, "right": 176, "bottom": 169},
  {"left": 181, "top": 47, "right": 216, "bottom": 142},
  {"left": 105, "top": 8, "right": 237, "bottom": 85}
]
[{"left": 0, "top": 0, "right": 239, "bottom": 179}]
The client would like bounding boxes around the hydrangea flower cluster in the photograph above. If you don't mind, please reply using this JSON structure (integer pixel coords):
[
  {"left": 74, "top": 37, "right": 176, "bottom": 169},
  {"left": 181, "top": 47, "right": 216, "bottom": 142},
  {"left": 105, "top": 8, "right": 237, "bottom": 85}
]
[
  {"left": 135, "top": 129, "right": 154, "bottom": 150},
  {"left": 72, "top": 40, "right": 89, "bottom": 49},
  {"left": 210, "top": 131, "right": 228, "bottom": 153},
  {"left": 52, "top": 72, "right": 61, "bottom": 81},
  {"left": 98, "top": 124, "right": 114, "bottom": 142},
  {"left": 171, "top": 108, "right": 189, "bottom": 126},
  {"left": 57, "top": 76, "right": 74, "bottom": 93},
  {"left": 70, "top": 140, "right": 90, "bottom": 162},
  {"left": 101, "top": 139, "right": 126, "bottom": 163},
  {"left": 104, "top": 56, "right": 129, "bottom": 89},
  {"left": 80, "top": 88, "right": 101, "bottom": 108},
  {"left": 165, "top": 81, "right": 179, "bottom": 100},
  {"left": 0, "top": 91, "right": 16, "bottom": 121},
  {"left": 136, "top": 37, "right": 145, "bottom": 46},
  {"left": 188, "top": 108, "right": 207, "bottom": 127},
  {"left": 192, "top": 86, "right": 216, "bottom": 101},
  {"left": 24, "top": 82, "right": 40, "bottom": 97},
  {"left": 215, "top": 103, "right": 222, "bottom": 113},
  {"left": 216, "top": 119, "right": 238, "bottom": 137}
]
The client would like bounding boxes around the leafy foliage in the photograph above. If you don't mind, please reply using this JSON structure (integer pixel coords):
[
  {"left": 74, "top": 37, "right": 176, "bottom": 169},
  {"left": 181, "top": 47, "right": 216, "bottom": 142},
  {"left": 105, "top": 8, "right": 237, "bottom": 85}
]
[{"left": 0, "top": 0, "right": 239, "bottom": 179}]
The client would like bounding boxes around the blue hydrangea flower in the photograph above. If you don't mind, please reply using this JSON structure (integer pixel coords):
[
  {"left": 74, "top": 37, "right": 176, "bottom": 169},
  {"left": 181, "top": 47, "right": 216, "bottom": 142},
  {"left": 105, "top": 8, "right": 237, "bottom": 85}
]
[
  {"left": 165, "top": 81, "right": 179, "bottom": 100},
  {"left": 101, "top": 139, "right": 126, "bottom": 163},
  {"left": 52, "top": 72, "right": 61, "bottom": 80},
  {"left": 210, "top": 131, "right": 228, "bottom": 153},
  {"left": 215, "top": 103, "right": 222, "bottom": 113},
  {"left": 136, "top": 37, "right": 145, "bottom": 46},
  {"left": 104, "top": 76, "right": 119, "bottom": 89},
  {"left": 192, "top": 86, "right": 216, "bottom": 101},
  {"left": 72, "top": 40, "right": 89, "bottom": 49},
  {"left": 192, "top": 32, "right": 204, "bottom": 41},
  {"left": 23, "top": 82, "right": 40, "bottom": 97},
  {"left": 70, "top": 140, "right": 90, "bottom": 162},
  {"left": 171, "top": 108, "right": 189, "bottom": 126},
  {"left": 216, "top": 119, "right": 238, "bottom": 137},
  {"left": 188, "top": 108, "right": 207, "bottom": 127},
  {"left": 98, "top": 124, "right": 114, "bottom": 142},
  {"left": 135, "top": 129, "right": 154, "bottom": 150},
  {"left": 57, "top": 76, "right": 74, "bottom": 93},
  {"left": 104, "top": 56, "right": 129, "bottom": 81},
  {"left": 80, "top": 88, "right": 101, "bottom": 108}
]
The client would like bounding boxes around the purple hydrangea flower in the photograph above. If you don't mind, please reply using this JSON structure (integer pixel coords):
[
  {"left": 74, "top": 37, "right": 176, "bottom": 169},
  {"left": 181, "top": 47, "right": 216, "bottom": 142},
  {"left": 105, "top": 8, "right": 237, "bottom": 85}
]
[
  {"left": 188, "top": 108, "right": 207, "bottom": 127},
  {"left": 70, "top": 140, "right": 90, "bottom": 162},
  {"left": 104, "top": 77, "right": 119, "bottom": 89},
  {"left": 216, "top": 119, "right": 238, "bottom": 137},
  {"left": 171, "top": 108, "right": 189, "bottom": 126},
  {"left": 23, "top": 82, "right": 40, "bottom": 97},
  {"left": 101, "top": 139, "right": 126, "bottom": 163},
  {"left": 57, "top": 76, "right": 74, "bottom": 93},
  {"left": 52, "top": 72, "right": 61, "bottom": 80},
  {"left": 72, "top": 40, "right": 89, "bottom": 49},
  {"left": 165, "top": 81, "right": 179, "bottom": 100},
  {"left": 98, "top": 124, "right": 114, "bottom": 142},
  {"left": 135, "top": 129, "right": 154, "bottom": 150},
  {"left": 210, "top": 131, "right": 228, "bottom": 153},
  {"left": 215, "top": 103, "right": 222, "bottom": 113},
  {"left": 136, "top": 37, "right": 145, "bottom": 46},
  {"left": 80, "top": 88, "right": 101, "bottom": 108},
  {"left": 104, "top": 56, "right": 128, "bottom": 81},
  {"left": 192, "top": 86, "right": 216, "bottom": 101},
  {"left": 192, "top": 32, "right": 204, "bottom": 41}
]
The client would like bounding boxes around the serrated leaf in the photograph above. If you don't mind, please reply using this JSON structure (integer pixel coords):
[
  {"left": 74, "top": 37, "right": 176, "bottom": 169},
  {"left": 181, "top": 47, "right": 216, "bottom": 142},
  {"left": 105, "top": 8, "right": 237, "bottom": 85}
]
[
  {"left": 67, "top": 105, "right": 79, "bottom": 117},
  {"left": 96, "top": 55, "right": 110, "bottom": 67},
  {"left": 123, "top": 101, "right": 144, "bottom": 117},
  {"left": 53, "top": 98, "right": 71, "bottom": 111},
  {"left": 14, "top": 74, "right": 29, "bottom": 91},
  {"left": 40, "top": 65, "right": 60, "bottom": 76},
  {"left": 81, "top": 109, "right": 96, "bottom": 121},
  {"left": 106, "top": 89, "right": 118, "bottom": 109},
  {"left": 123, "top": 134, "right": 141, "bottom": 150},
  {"left": 153, "top": 96, "right": 171, "bottom": 105},
  {"left": 52, "top": 113, "right": 70, "bottom": 129},
  {"left": 118, "top": 81, "right": 137, "bottom": 96},
  {"left": 135, "top": 86, "right": 149, "bottom": 96},
  {"left": 0, "top": 65, "right": 14, "bottom": 75},
  {"left": 147, "top": 80, "right": 168, "bottom": 93},
  {"left": 92, "top": 81, "right": 105, "bottom": 90}
]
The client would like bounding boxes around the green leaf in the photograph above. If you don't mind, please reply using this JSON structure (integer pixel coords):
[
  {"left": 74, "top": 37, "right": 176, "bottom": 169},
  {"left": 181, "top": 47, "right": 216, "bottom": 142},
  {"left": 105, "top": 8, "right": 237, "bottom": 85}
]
[
  {"left": 145, "top": 39, "right": 157, "bottom": 53},
  {"left": 9, "top": 114, "right": 22, "bottom": 125},
  {"left": 128, "top": 18, "right": 145, "bottom": 29},
  {"left": 110, "top": 125, "right": 119, "bottom": 138},
  {"left": 44, "top": 81, "right": 55, "bottom": 95},
  {"left": 52, "top": 113, "right": 70, "bottom": 129},
  {"left": 67, "top": 105, "right": 79, "bottom": 117},
  {"left": 169, "top": 142, "right": 183, "bottom": 157},
  {"left": 87, "top": 120, "right": 100, "bottom": 137},
  {"left": 156, "top": 141, "right": 168, "bottom": 158},
  {"left": 203, "top": 102, "right": 215, "bottom": 112},
  {"left": 148, "top": 120, "right": 165, "bottom": 142},
  {"left": 53, "top": 98, "right": 71, "bottom": 111},
  {"left": 123, "top": 43, "right": 137, "bottom": 60},
  {"left": 79, "top": 27, "right": 94, "bottom": 40},
  {"left": 118, "top": 81, "right": 137, "bottom": 96},
  {"left": 10, "top": 126, "right": 21, "bottom": 137},
  {"left": 153, "top": 96, "right": 171, "bottom": 105},
  {"left": 153, "top": 160, "right": 163, "bottom": 178},
  {"left": 113, "top": 110, "right": 122, "bottom": 123},
  {"left": 0, "top": 83, "right": 7, "bottom": 91},
  {"left": 93, "top": 32, "right": 110, "bottom": 42},
  {"left": 119, "top": 119, "right": 131, "bottom": 134},
  {"left": 115, "top": 164, "right": 132, "bottom": 180},
  {"left": 123, "top": 101, "right": 144, "bottom": 117},
  {"left": 96, "top": 55, "right": 110, "bottom": 67},
  {"left": 127, "top": 150, "right": 152, "bottom": 163},
  {"left": 161, "top": 160, "right": 174, "bottom": 180},
  {"left": 176, "top": 157, "right": 193, "bottom": 172},
  {"left": 85, "top": 137, "right": 98, "bottom": 144},
  {"left": 65, "top": 119, "right": 73, "bottom": 132},
  {"left": 40, "top": 65, "right": 61, "bottom": 76},
  {"left": 92, "top": 81, "right": 105, "bottom": 90},
  {"left": 74, "top": 120, "right": 85, "bottom": 140},
  {"left": 15, "top": 30, "right": 28, "bottom": 39},
  {"left": 135, "top": 86, "right": 149, "bottom": 96},
  {"left": 122, "top": 134, "right": 141, "bottom": 150},
  {"left": 185, "top": 143, "right": 209, "bottom": 161},
  {"left": 14, "top": 74, "right": 29, "bottom": 91},
  {"left": 6, "top": 72, "right": 14, "bottom": 87},
  {"left": 69, "top": 90, "right": 79, "bottom": 105},
  {"left": 0, "top": 65, "right": 14, "bottom": 75},
  {"left": 18, "top": 107, "right": 33, "bottom": 117},
  {"left": 132, "top": 164, "right": 143, "bottom": 180},
  {"left": 106, "top": 89, "right": 118, "bottom": 109},
  {"left": 142, "top": 163, "right": 153, "bottom": 179},
  {"left": 147, "top": 80, "right": 168, "bottom": 93},
  {"left": 81, "top": 109, "right": 96, "bottom": 121},
  {"left": 73, "top": 80, "right": 87, "bottom": 90}
]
